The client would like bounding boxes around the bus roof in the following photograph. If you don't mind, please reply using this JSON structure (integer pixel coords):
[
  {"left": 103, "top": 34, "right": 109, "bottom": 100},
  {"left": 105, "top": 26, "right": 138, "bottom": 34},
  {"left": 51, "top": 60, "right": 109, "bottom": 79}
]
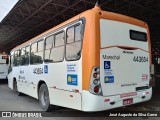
[{"left": 11, "top": 6, "right": 149, "bottom": 52}]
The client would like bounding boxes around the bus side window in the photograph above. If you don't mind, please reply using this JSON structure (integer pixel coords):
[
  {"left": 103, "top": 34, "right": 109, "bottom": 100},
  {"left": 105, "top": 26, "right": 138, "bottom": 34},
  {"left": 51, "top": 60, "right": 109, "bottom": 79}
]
[
  {"left": 11, "top": 52, "right": 14, "bottom": 66},
  {"left": 13, "top": 51, "right": 16, "bottom": 66},
  {"left": 18, "top": 50, "right": 21, "bottom": 66},
  {"left": 31, "top": 40, "right": 43, "bottom": 64},
  {"left": 20, "top": 47, "right": 26, "bottom": 65},
  {"left": 50, "top": 32, "right": 64, "bottom": 62},
  {"left": 44, "top": 35, "right": 53, "bottom": 62},
  {"left": 30, "top": 42, "right": 37, "bottom": 64},
  {"left": 25, "top": 46, "right": 30, "bottom": 65},
  {"left": 36, "top": 40, "right": 44, "bottom": 63},
  {"left": 13, "top": 50, "right": 20, "bottom": 66},
  {"left": 66, "top": 24, "right": 82, "bottom": 61},
  {"left": 8, "top": 53, "right": 13, "bottom": 73}
]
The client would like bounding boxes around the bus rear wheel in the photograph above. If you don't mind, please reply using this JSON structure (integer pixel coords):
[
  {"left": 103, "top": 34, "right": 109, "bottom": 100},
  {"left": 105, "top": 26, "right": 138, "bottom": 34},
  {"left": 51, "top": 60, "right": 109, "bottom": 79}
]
[{"left": 39, "top": 84, "right": 54, "bottom": 112}]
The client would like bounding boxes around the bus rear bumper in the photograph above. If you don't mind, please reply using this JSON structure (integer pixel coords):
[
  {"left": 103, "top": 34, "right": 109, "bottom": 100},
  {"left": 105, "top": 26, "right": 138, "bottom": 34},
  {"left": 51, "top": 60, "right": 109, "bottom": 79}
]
[{"left": 82, "top": 88, "right": 152, "bottom": 112}]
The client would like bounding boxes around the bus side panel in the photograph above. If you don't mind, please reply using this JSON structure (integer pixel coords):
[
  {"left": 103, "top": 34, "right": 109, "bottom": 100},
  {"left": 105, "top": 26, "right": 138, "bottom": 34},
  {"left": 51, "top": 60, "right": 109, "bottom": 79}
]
[
  {"left": 18, "top": 65, "right": 38, "bottom": 97},
  {"left": 46, "top": 61, "right": 82, "bottom": 92},
  {"left": 8, "top": 72, "right": 14, "bottom": 89},
  {"left": 49, "top": 88, "right": 82, "bottom": 110},
  {"left": 49, "top": 60, "right": 82, "bottom": 110},
  {"left": 16, "top": 69, "right": 30, "bottom": 96}
]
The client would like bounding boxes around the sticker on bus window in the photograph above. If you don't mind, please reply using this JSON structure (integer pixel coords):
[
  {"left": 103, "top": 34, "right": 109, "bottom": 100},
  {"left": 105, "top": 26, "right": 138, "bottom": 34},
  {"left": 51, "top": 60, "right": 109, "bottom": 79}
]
[
  {"left": 104, "top": 61, "right": 111, "bottom": 69},
  {"left": 67, "top": 74, "right": 78, "bottom": 86},
  {"left": 44, "top": 65, "right": 48, "bottom": 74},
  {"left": 104, "top": 76, "right": 114, "bottom": 83}
]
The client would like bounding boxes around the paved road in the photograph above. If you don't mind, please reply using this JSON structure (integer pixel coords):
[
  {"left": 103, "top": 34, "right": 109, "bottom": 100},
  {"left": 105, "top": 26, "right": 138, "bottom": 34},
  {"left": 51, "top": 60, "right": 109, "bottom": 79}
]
[{"left": 0, "top": 81, "right": 160, "bottom": 120}]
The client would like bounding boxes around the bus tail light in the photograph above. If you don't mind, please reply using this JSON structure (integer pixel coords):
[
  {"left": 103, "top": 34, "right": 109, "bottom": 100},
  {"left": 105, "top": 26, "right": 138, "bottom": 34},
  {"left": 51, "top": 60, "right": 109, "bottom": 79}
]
[
  {"left": 93, "top": 73, "right": 98, "bottom": 78},
  {"left": 94, "top": 86, "right": 99, "bottom": 93},
  {"left": 89, "top": 67, "right": 102, "bottom": 95}
]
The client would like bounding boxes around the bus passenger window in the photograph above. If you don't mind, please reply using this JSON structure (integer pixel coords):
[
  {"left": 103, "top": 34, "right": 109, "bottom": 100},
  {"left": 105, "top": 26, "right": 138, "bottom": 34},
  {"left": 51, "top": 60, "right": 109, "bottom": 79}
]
[
  {"left": 66, "top": 24, "right": 82, "bottom": 61},
  {"left": 31, "top": 41, "right": 43, "bottom": 64},
  {"left": 67, "top": 26, "right": 74, "bottom": 43},
  {"left": 44, "top": 36, "right": 53, "bottom": 62},
  {"left": 30, "top": 42, "right": 37, "bottom": 64},
  {"left": 13, "top": 50, "right": 20, "bottom": 66},
  {"left": 25, "top": 46, "right": 30, "bottom": 65},
  {"left": 20, "top": 47, "right": 26, "bottom": 65},
  {"left": 11, "top": 52, "right": 14, "bottom": 66},
  {"left": 75, "top": 25, "right": 82, "bottom": 41},
  {"left": 50, "top": 32, "right": 64, "bottom": 62},
  {"left": 17, "top": 50, "right": 21, "bottom": 66},
  {"left": 8, "top": 52, "right": 14, "bottom": 73},
  {"left": 13, "top": 51, "right": 16, "bottom": 66},
  {"left": 36, "top": 40, "right": 44, "bottom": 63}
]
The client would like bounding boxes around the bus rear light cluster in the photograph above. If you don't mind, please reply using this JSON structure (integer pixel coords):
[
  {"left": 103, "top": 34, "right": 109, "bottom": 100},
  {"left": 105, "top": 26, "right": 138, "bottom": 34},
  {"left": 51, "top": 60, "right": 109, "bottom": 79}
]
[
  {"left": 89, "top": 67, "right": 102, "bottom": 95},
  {"left": 93, "top": 73, "right": 98, "bottom": 78},
  {"left": 93, "top": 86, "right": 99, "bottom": 93},
  {"left": 93, "top": 79, "right": 99, "bottom": 85}
]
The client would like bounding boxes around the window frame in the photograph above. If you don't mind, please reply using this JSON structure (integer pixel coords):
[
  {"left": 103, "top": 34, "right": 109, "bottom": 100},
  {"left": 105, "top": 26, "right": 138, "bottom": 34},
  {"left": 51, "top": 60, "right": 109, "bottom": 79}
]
[
  {"left": 44, "top": 30, "right": 65, "bottom": 63},
  {"left": 65, "top": 22, "right": 83, "bottom": 61},
  {"left": 11, "top": 19, "right": 85, "bottom": 65},
  {"left": 44, "top": 35, "right": 54, "bottom": 63},
  {"left": 37, "top": 40, "right": 44, "bottom": 52},
  {"left": 13, "top": 51, "right": 16, "bottom": 67},
  {"left": 30, "top": 39, "right": 44, "bottom": 65},
  {"left": 10, "top": 52, "right": 14, "bottom": 66},
  {"left": 45, "top": 35, "right": 54, "bottom": 50},
  {"left": 25, "top": 45, "right": 30, "bottom": 65},
  {"left": 20, "top": 47, "right": 26, "bottom": 66},
  {"left": 13, "top": 49, "right": 21, "bottom": 67}
]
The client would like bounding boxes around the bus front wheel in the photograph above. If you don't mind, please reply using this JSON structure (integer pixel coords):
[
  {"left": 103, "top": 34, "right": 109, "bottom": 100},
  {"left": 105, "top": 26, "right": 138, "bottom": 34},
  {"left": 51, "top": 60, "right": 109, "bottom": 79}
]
[
  {"left": 13, "top": 80, "right": 22, "bottom": 96},
  {"left": 39, "top": 84, "right": 54, "bottom": 112}
]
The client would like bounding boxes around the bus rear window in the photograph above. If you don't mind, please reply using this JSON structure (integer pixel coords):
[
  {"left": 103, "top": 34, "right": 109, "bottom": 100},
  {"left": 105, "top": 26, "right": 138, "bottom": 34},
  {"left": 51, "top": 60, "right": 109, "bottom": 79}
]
[{"left": 130, "top": 30, "right": 147, "bottom": 42}]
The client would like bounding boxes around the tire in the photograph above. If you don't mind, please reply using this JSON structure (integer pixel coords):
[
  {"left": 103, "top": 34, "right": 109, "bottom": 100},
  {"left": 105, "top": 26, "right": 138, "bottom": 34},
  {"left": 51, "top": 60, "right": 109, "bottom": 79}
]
[
  {"left": 13, "top": 80, "right": 23, "bottom": 96},
  {"left": 39, "top": 84, "right": 54, "bottom": 112}
]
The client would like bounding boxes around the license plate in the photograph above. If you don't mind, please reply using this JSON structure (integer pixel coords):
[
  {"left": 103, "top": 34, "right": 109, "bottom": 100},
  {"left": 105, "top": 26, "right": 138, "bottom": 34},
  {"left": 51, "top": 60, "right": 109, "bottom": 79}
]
[{"left": 123, "top": 98, "right": 133, "bottom": 105}]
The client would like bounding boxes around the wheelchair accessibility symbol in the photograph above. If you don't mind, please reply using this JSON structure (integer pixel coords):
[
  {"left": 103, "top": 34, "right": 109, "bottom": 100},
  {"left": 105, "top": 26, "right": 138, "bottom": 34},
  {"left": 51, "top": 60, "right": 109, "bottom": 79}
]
[{"left": 104, "top": 61, "right": 111, "bottom": 69}]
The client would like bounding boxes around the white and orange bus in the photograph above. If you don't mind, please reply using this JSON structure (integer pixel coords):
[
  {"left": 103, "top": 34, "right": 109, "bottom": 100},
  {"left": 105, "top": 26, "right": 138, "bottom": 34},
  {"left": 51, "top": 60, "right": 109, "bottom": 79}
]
[
  {"left": 0, "top": 54, "right": 9, "bottom": 80},
  {"left": 8, "top": 5, "right": 152, "bottom": 112}
]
